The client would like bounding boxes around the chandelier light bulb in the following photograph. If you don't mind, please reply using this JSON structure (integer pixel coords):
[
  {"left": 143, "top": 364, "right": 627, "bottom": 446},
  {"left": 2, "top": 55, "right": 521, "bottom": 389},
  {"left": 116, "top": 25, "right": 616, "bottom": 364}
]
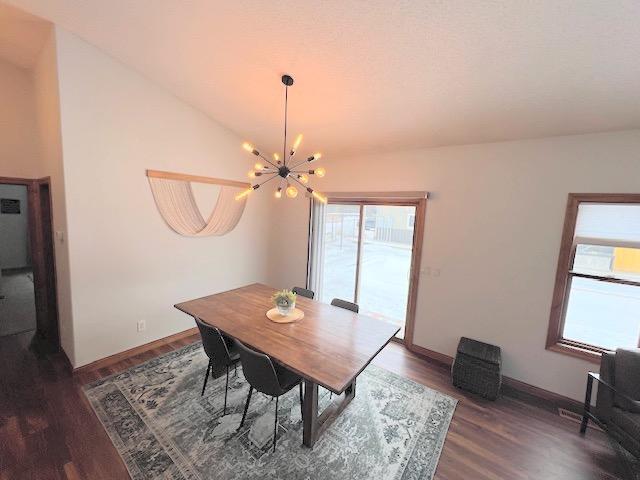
[
  {"left": 286, "top": 185, "right": 298, "bottom": 198},
  {"left": 254, "top": 162, "right": 264, "bottom": 170},
  {"left": 235, "top": 187, "right": 253, "bottom": 201},
  {"left": 293, "top": 134, "right": 303, "bottom": 151},
  {"left": 298, "top": 174, "right": 309, "bottom": 184},
  {"left": 275, "top": 187, "right": 282, "bottom": 198},
  {"left": 273, "top": 153, "right": 280, "bottom": 163},
  {"left": 242, "top": 142, "right": 253, "bottom": 152},
  {"left": 248, "top": 171, "right": 256, "bottom": 178},
  {"left": 315, "top": 167, "right": 326, "bottom": 178}
]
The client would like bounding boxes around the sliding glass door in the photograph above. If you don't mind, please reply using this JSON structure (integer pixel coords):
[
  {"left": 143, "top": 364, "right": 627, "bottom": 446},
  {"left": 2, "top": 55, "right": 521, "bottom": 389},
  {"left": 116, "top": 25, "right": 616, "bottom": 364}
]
[
  {"left": 319, "top": 204, "right": 360, "bottom": 303},
  {"left": 312, "top": 199, "right": 422, "bottom": 341},
  {"left": 358, "top": 205, "right": 415, "bottom": 338}
]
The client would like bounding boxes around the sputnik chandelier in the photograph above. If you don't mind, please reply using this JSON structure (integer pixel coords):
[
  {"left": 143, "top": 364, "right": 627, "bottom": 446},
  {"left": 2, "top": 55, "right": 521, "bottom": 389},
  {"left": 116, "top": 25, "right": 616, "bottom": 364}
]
[{"left": 236, "top": 74, "right": 327, "bottom": 203}]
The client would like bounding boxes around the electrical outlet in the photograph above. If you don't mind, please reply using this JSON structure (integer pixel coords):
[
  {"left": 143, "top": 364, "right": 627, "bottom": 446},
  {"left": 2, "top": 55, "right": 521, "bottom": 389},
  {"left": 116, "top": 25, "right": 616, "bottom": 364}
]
[{"left": 137, "top": 319, "right": 146, "bottom": 332}]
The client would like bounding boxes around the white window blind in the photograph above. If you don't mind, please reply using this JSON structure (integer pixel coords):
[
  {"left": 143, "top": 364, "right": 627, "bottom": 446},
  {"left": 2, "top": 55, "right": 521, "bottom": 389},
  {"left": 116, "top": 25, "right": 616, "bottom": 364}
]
[
  {"left": 575, "top": 203, "right": 640, "bottom": 248},
  {"left": 307, "top": 199, "right": 327, "bottom": 299}
]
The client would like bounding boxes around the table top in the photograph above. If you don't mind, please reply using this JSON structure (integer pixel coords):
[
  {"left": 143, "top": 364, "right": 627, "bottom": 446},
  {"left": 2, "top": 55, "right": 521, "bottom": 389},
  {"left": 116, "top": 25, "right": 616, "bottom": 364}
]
[{"left": 174, "top": 283, "right": 400, "bottom": 393}]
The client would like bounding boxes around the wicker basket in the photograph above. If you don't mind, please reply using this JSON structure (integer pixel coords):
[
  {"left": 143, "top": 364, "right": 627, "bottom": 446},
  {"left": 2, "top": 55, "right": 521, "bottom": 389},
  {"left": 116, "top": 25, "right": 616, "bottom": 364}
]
[{"left": 451, "top": 337, "right": 502, "bottom": 400}]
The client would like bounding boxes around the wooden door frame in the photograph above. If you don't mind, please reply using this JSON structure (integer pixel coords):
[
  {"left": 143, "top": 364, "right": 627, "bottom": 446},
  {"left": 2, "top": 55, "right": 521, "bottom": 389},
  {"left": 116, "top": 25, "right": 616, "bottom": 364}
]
[
  {"left": 308, "top": 195, "right": 427, "bottom": 348},
  {"left": 0, "top": 175, "right": 60, "bottom": 350}
]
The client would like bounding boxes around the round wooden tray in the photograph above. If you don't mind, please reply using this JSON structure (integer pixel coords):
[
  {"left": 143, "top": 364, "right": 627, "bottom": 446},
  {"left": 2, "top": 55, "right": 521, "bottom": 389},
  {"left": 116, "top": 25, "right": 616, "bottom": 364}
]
[{"left": 266, "top": 307, "right": 305, "bottom": 324}]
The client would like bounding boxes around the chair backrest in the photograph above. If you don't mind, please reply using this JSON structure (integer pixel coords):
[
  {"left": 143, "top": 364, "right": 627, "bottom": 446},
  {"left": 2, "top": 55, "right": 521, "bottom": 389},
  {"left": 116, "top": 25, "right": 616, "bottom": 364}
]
[
  {"left": 613, "top": 348, "right": 640, "bottom": 412},
  {"left": 331, "top": 298, "right": 359, "bottom": 313},
  {"left": 235, "top": 340, "right": 282, "bottom": 397},
  {"left": 596, "top": 351, "right": 616, "bottom": 421},
  {"left": 292, "top": 286, "right": 314, "bottom": 299},
  {"left": 194, "top": 317, "right": 232, "bottom": 367}
]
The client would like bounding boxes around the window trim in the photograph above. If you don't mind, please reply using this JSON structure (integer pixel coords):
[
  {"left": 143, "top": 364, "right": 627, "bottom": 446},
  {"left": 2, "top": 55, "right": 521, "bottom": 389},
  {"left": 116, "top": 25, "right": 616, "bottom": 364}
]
[{"left": 546, "top": 193, "right": 640, "bottom": 363}]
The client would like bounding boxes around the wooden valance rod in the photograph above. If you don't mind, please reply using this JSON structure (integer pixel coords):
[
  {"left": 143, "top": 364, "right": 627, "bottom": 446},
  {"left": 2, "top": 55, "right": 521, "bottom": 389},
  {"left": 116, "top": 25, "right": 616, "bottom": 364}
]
[
  {"left": 146, "top": 169, "right": 250, "bottom": 189},
  {"left": 323, "top": 191, "right": 429, "bottom": 199}
]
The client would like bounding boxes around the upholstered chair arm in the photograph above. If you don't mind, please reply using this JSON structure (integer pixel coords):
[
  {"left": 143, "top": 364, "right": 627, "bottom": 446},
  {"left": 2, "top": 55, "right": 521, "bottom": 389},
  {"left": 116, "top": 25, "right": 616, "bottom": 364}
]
[
  {"left": 595, "top": 352, "right": 616, "bottom": 422},
  {"left": 592, "top": 372, "right": 640, "bottom": 413}
]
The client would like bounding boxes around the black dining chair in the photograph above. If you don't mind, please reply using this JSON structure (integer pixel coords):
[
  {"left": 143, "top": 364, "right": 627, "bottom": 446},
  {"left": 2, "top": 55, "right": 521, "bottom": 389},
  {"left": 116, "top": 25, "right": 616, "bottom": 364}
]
[
  {"left": 194, "top": 317, "right": 241, "bottom": 415},
  {"left": 331, "top": 298, "right": 359, "bottom": 313},
  {"left": 236, "top": 341, "right": 304, "bottom": 452},
  {"left": 292, "top": 286, "right": 315, "bottom": 299}
]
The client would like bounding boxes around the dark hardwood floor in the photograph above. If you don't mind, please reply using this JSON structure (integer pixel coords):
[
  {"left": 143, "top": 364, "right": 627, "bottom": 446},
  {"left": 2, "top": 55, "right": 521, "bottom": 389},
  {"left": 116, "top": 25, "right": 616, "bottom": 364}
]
[{"left": 0, "top": 330, "right": 626, "bottom": 479}]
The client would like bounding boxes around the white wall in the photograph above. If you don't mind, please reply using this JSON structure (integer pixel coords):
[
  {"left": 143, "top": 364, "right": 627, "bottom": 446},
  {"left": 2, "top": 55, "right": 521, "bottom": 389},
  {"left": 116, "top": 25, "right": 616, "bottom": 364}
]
[
  {"left": 267, "top": 130, "right": 640, "bottom": 401},
  {"left": 54, "top": 29, "right": 270, "bottom": 367},
  {"left": 32, "top": 29, "right": 75, "bottom": 362},
  {"left": 0, "top": 29, "right": 74, "bottom": 358},
  {"left": 0, "top": 58, "right": 40, "bottom": 177},
  {"left": 0, "top": 28, "right": 74, "bottom": 361},
  {"left": 0, "top": 184, "right": 30, "bottom": 269}
]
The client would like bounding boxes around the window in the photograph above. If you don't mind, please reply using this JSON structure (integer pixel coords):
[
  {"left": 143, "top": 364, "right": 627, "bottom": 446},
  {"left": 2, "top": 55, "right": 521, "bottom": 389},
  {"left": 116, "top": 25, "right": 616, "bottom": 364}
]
[{"left": 547, "top": 194, "right": 640, "bottom": 362}]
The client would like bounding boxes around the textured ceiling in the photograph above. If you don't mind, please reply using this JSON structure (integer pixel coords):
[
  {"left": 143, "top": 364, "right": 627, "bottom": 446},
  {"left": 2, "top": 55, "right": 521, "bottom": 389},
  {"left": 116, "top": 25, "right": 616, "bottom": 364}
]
[
  {"left": 4, "top": 0, "right": 640, "bottom": 156},
  {"left": 0, "top": 2, "right": 50, "bottom": 68}
]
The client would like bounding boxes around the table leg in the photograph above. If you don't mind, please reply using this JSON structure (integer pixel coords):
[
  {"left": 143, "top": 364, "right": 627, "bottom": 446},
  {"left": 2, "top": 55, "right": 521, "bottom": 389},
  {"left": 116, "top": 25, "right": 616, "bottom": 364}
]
[
  {"left": 302, "top": 378, "right": 357, "bottom": 448},
  {"left": 345, "top": 380, "right": 356, "bottom": 399},
  {"left": 302, "top": 380, "right": 319, "bottom": 447}
]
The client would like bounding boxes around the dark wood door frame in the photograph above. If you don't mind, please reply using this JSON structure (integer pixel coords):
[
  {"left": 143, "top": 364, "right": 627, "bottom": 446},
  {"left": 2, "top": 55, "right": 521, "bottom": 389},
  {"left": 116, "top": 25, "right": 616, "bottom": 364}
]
[{"left": 0, "top": 175, "right": 60, "bottom": 350}]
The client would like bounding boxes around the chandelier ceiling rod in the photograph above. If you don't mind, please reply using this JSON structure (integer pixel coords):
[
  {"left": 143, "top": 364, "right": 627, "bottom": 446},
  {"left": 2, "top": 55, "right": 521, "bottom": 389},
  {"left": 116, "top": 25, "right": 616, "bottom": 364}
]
[{"left": 282, "top": 74, "right": 293, "bottom": 166}]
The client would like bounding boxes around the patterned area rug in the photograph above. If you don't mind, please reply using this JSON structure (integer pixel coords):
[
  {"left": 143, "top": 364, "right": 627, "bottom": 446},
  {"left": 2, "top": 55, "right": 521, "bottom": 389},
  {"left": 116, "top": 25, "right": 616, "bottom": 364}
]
[
  {"left": 84, "top": 343, "right": 457, "bottom": 479},
  {"left": 611, "top": 440, "right": 640, "bottom": 480}
]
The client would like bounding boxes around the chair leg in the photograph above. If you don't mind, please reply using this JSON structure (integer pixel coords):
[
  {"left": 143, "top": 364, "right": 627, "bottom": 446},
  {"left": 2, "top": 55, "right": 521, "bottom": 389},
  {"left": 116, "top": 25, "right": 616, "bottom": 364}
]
[
  {"left": 273, "top": 396, "right": 279, "bottom": 452},
  {"left": 580, "top": 414, "right": 589, "bottom": 434},
  {"left": 239, "top": 386, "right": 253, "bottom": 429},
  {"left": 223, "top": 365, "right": 229, "bottom": 415},
  {"left": 201, "top": 360, "right": 211, "bottom": 396},
  {"left": 580, "top": 374, "right": 594, "bottom": 434},
  {"left": 299, "top": 383, "right": 304, "bottom": 421},
  {"left": 234, "top": 362, "right": 238, "bottom": 377}
]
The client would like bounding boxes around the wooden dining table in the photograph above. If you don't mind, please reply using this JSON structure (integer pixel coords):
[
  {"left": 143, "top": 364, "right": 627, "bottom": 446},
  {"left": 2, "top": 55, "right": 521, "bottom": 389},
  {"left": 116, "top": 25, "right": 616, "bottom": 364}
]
[{"left": 174, "top": 283, "right": 400, "bottom": 448}]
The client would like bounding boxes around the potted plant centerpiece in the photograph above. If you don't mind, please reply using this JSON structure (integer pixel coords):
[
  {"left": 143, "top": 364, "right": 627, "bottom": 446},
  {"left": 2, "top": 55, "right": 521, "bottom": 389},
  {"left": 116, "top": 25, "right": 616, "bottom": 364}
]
[{"left": 272, "top": 289, "right": 297, "bottom": 316}]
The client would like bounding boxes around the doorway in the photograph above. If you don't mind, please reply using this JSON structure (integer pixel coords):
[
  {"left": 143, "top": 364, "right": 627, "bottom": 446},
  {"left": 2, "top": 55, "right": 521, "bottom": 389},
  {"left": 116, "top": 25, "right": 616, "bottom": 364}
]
[
  {"left": 0, "top": 176, "right": 59, "bottom": 350},
  {"left": 308, "top": 195, "right": 426, "bottom": 345},
  {"left": 0, "top": 184, "right": 35, "bottom": 336}
]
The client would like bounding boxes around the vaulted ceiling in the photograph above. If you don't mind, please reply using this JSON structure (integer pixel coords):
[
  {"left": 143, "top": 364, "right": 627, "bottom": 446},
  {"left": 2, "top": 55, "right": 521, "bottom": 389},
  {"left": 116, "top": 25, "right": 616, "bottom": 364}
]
[
  {"left": 0, "top": 3, "right": 49, "bottom": 68},
  {"left": 4, "top": 0, "right": 640, "bottom": 156}
]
